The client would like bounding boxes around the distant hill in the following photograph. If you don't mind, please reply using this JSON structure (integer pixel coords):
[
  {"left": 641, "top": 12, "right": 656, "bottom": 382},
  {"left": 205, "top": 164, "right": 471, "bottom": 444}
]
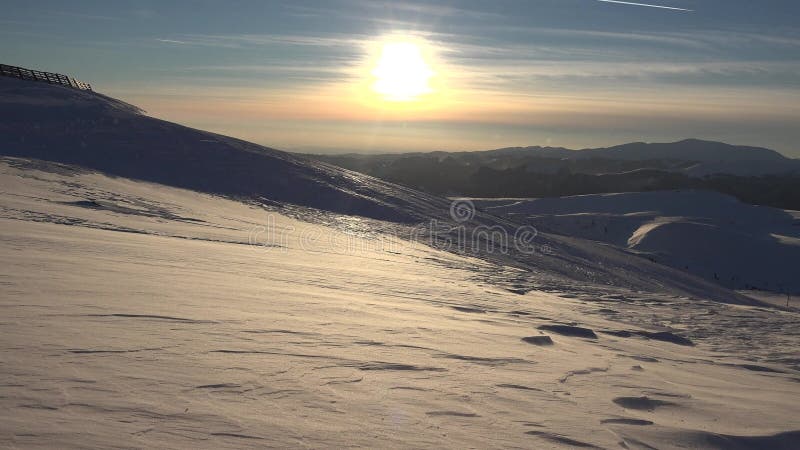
[
  {"left": 478, "top": 138, "right": 788, "bottom": 162},
  {"left": 496, "top": 139, "right": 797, "bottom": 176},
  {"left": 309, "top": 140, "right": 800, "bottom": 210},
  {"left": 573, "top": 139, "right": 787, "bottom": 162}
]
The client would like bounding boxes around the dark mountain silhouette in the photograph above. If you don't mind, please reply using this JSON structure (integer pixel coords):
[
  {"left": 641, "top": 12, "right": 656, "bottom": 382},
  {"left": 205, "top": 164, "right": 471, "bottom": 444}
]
[
  {"left": 488, "top": 139, "right": 787, "bottom": 162},
  {"left": 584, "top": 139, "right": 787, "bottom": 162},
  {"left": 310, "top": 141, "right": 800, "bottom": 210}
]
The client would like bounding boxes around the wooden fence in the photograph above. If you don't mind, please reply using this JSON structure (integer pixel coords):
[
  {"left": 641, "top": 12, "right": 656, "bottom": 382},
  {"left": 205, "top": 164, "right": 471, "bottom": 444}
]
[{"left": 0, "top": 63, "right": 92, "bottom": 91}]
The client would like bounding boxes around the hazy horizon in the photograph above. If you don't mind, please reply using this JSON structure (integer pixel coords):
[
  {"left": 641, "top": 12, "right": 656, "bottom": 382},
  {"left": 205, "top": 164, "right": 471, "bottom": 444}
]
[
  {"left": 3, "top": 0, "right": 799, "bottom": 156},
  {"left": 292, "top": 137, "right": 796, "bottom": 157}
]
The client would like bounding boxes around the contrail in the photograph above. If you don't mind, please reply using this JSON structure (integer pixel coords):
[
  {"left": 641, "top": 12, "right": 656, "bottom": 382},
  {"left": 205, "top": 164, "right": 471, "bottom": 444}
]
[{"left": 596, "top": 0, "right": 693, "bottom": 11}]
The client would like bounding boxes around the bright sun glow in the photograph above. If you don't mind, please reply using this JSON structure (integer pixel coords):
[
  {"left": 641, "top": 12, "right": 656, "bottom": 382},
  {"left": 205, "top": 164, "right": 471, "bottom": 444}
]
[{"left": 371, "top": 42, "right": 435, "bottom": 102}]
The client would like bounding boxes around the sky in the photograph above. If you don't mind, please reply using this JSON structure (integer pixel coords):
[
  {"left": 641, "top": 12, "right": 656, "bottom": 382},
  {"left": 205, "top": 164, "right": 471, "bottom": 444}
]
[{"left": 3, "top": 0, "right": 800, "bottom": 156}]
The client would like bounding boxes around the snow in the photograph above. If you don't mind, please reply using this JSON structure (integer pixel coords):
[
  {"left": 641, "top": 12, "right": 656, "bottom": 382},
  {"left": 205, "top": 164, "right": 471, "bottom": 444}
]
[
  {"left": 476, "top": 190, "right": 800, "bottom": 294},
  {"left": 0, "top": 76, "right": 761, "bottom": 305},
  {"left": 0, "top": 76, "right": 440, "bottom": 223},
  {"left": 1, "top": 158, "right": 799, "bottom": 449},
  {"left": 1, "top": 77, "right": 799, "bottom": 448}
]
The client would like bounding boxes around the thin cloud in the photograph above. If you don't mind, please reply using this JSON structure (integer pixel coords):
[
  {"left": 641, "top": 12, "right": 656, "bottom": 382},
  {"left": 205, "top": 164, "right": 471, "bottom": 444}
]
[
  {"left": 345, "top": 0, "right": 502, "bottom": 20},
  {"left": 49, "top": 11, "right": 121, "bottom": 21},
  {"left": 596, "top": 0, "right": 693, "bottom": 12},
  {"left": 153, "top": 33, "right": 367, "bottom": 49},
  {"left": 156, "top": 38, "right": 189, "bottom": 45}
]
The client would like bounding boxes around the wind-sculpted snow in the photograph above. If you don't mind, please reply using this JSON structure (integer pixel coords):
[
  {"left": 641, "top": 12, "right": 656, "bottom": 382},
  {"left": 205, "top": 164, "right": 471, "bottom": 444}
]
[{"left": 1, "top": 159, "right": 799, "bottom": 448}]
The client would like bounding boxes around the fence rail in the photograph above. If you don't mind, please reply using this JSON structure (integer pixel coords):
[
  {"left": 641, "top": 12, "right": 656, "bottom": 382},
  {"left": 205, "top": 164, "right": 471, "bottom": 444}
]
[{"left": 0, "top": 63, "right": 92, "bottom": 91}]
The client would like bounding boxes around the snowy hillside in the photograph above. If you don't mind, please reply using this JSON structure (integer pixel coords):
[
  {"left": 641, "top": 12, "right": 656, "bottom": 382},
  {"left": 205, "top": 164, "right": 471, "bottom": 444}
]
[
  {"left": 476, "top": 190, "right": 800, "bottom": 295},
  {"left": 1, "top": 158, "right": 799, "bottom": 449},
  {"left": 1, "top": 77, "right": 799, "bottom": 448},
  {"left": 0, "top": 76, "right": 758, "bottom": 305},
  {"left": 0, "top": 76, "right": 446, "bottom": 223}
]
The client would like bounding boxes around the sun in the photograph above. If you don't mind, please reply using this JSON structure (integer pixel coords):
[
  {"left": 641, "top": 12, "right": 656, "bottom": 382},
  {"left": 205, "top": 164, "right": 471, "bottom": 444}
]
[{"left": 371, "top": 42, "right": 435, "bottom": 102}]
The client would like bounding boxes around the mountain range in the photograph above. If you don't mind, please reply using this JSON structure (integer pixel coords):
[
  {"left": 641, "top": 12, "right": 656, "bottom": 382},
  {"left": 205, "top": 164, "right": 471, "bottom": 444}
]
[
  {"left": 310, "top": 141, "right": 800, "bottom": 210},
  {"left": 485, "top": 139, "right": 791, "bottom": 163}
]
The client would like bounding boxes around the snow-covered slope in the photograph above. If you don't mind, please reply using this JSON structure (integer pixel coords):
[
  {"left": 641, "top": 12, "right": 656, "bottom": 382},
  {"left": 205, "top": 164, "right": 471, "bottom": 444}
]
[
  {"left": 2, "top": 77, "right": 799, "bottom": 447},
  {"left": 0, "top": 76, "right": 446, "bottom": 223},
  {"left": 0, "top": 77, "right": 759, "bottom": 305},
  {"left": 477, "top": 190, "right": 800, "bottom": 294},
  {"left": 1, "top": 159, "right": 798, "bottom": 449}
]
